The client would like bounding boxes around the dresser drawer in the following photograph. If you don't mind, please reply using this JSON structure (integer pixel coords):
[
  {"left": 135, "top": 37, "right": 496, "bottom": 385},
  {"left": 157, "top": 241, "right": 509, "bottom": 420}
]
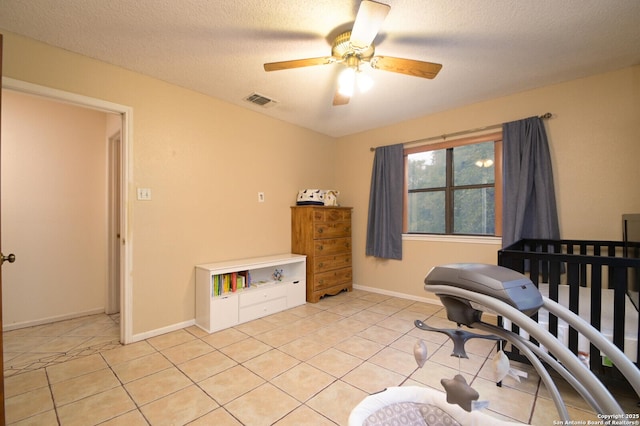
[
  {"left": 313, "top": 208, "right": 351, "bottom": 222},
  {"left": 239, "top": 285, "right": 287, "bottom": 308},
  {"left": 315, "top": 253, "right": 351, "bottom": 273},
  {"left": 313, "top": 222, "right": 351, "bottom": 239},
  {"left": 314, "top": 237, "right": 351, "bottom": 256},
  {"left": 314, "top": 268, "right": 352, "bottom": 290}
]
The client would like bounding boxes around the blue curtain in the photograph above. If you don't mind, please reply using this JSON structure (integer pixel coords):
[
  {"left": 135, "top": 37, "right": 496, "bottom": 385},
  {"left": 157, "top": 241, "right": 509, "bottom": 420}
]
[
  {"left": 366, "top": 144, "right": 404, "bottom": 259},
  {"left": 502, "top": 116, "right": 560, "bottom": 247}
]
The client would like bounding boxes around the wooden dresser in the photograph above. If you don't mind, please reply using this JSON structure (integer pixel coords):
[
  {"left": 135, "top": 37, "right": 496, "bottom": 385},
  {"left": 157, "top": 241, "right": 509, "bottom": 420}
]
[{"left": 291, "top": 206, "right": 353, "bottom": 302}]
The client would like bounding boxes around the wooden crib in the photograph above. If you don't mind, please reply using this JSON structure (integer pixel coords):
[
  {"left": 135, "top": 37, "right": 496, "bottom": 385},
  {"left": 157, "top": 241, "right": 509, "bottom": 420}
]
[{"left": 497, "top": 238, "right": 640, "bottom": 380}]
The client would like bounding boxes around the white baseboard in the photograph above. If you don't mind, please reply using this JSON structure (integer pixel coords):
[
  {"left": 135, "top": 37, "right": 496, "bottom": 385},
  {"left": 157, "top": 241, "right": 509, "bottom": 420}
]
[
  {"left": 131, "top": 319, "right": 196, "bottom": 343},
  {"left": 353, "top": 283, "right": 443, "bottom": 307},
  {"left": 353, "top": 283, "right": 498, "bottom": 322},
  {"left": 3, "top": 308, "right": 107, "bottom": 332},
  {"left": 130, "top": 287, "right": 440, "bottom": 344},
  {"left": 128, "top": 284, "right": 498, "bottom": 345}
]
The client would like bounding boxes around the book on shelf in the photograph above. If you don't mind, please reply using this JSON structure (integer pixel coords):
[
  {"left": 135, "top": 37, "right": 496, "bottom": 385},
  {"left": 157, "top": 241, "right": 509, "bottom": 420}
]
[
  {"left": 236, "top": 274, "right": 245, "bottom": 290},
  {"left": 238, "top": 270, "right": 249, "bottom": 288},
  {"left": 211, "top": 270, "right": 252, "bottom": 297},
  {"left": 212, "top": 274, "right": 219, "bottom": 297}
]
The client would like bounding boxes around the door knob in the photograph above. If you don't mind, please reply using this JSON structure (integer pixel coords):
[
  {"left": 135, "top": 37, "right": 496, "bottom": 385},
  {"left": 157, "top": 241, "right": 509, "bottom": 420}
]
[{"left": 1, "top": 253, "right": 16, "bottom": 266}]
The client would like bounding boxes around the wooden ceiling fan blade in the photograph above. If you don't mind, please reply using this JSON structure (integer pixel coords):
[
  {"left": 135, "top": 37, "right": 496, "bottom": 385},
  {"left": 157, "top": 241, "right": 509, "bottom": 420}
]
[
  {"left": 370, "top": 56, "right": 442, "bottom": 79},
  {"left": 350, "top": 0, "right": 391, "bottom": 49},
  {"left": 332, "top": 90, "right": 350, "bottom": 106},
  {"left": 263, "top": 56, "right": 335, "bottom": 72}
]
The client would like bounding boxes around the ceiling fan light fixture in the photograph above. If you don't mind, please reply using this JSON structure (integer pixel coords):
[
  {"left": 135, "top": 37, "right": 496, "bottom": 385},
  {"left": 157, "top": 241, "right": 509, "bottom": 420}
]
[
  {"left": 338, "top": 67, "right": 374, "bottom": 97},
  {"left": 338, "top": 67, "right": 356, "bottom": 97}
]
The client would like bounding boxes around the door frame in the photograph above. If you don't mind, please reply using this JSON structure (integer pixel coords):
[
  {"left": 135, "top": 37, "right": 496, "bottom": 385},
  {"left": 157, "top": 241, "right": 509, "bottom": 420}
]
[{"left": 2, "top": 77, "right": 134, "bottom": 344}]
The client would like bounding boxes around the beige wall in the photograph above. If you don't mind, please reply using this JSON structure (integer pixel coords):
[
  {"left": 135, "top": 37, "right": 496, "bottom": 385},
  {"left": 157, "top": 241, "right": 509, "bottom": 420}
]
[
  {"left": 1, "top": 32, "right": 336, "bottom": 335},
  {"left": 1, "top": 90, "right": 109, "bottom": 327},
  {"left": 3, "top": 29, "right": 639, "bottom": 335},
  {"left": 335, "top": 65, "right": 640, "bottom": 302}
]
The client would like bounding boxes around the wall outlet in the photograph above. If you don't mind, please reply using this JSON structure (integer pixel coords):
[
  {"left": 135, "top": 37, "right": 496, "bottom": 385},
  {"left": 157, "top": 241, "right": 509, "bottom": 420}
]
[
  {"left": 137, "top": 188, "right": 152, "bottom": 200},
  {"left": 258, "top": 192, "right": 265, "bottom": 203}
]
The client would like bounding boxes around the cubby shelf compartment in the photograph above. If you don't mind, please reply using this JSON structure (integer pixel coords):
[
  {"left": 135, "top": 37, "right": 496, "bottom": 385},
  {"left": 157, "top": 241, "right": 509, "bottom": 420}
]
[{"left": 195, "top": 253, "right": 306, "bottom": 333}]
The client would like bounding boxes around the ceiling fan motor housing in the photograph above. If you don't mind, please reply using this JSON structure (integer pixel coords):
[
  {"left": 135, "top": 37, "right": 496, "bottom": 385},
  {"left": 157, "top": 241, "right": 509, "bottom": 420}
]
[{"left": 332, "top": 31, "right": 375, "bottom": 63}]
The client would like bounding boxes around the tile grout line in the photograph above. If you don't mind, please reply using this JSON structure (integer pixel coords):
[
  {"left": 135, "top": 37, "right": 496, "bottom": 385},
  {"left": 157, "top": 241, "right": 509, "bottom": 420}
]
[
  {"left": 98, "top": 350, "right": 152, "bottom": 425},
  {"left": 44, "top": 366, "right": 62, "bottom": 426}
]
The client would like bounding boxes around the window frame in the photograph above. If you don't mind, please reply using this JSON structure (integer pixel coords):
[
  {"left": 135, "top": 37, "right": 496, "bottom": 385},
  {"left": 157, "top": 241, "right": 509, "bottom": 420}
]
[{"left": 403, "top": 132, "right": 503, "bottom": 236}]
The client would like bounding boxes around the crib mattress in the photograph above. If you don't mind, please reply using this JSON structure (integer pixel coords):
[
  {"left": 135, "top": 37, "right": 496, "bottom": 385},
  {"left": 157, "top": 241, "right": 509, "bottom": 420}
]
[{"left": 502, "top": 284, "right": 638, "bottom": 363}]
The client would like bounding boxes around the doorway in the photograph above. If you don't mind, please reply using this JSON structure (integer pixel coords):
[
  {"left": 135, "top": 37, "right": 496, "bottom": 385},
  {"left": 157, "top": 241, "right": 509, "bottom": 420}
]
[{"left": 1, "top": 78, "right": 132, "bottom": 344}]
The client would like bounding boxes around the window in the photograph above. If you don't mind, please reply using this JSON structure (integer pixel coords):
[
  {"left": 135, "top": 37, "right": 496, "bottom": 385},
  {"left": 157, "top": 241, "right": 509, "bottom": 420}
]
[{"left": 405, "top": 132, "right": 502, "bottom": 236}]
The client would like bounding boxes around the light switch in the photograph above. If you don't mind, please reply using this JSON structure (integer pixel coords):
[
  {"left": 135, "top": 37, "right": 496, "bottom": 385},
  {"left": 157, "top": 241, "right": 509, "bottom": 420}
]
[{"left": 137, "top": 188, "right": 152, "bottom": 200}]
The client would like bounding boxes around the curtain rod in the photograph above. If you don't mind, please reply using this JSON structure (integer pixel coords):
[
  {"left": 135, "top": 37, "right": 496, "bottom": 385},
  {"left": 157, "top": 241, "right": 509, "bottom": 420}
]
[{"left": 369, "top": 112, "right": 552, "bottom": 152}]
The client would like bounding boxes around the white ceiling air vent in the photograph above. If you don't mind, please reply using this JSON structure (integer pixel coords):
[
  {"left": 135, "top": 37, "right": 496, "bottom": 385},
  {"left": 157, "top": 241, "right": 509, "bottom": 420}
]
[{"left": 244, "top": 93, "right": 279, "bottom": 109}]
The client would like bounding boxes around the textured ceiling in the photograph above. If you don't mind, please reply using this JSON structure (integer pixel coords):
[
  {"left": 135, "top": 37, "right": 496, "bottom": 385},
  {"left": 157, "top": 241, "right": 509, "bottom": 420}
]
[{"left": 1, "top": 0, "right": 639, "bottom": 137}]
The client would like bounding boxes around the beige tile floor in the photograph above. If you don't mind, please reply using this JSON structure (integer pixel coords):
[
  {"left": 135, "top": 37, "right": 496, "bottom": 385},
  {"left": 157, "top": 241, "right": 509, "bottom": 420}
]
[
  {"left": 4, "top": 313, "right": 121, "bottom": 378},
  {"left": 3, "top": 289, "right": 639, "bottom": 425}
]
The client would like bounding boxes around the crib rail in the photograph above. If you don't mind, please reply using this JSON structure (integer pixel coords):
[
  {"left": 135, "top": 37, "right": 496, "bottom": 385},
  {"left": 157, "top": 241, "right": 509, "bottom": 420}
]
[{"left": 497, "top": 239, "right": 640, "bottom": 376}]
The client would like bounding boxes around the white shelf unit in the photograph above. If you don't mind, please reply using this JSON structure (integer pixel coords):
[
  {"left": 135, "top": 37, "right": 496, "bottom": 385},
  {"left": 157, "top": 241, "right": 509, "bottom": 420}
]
[{"left": 195, "top": 253, "right": 306, "bottom": 333}]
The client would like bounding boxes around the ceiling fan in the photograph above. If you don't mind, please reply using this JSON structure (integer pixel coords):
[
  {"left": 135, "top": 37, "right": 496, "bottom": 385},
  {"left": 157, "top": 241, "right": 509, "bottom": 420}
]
[{"left": 263, "top": 0, "right": 442, "bottom": 106}]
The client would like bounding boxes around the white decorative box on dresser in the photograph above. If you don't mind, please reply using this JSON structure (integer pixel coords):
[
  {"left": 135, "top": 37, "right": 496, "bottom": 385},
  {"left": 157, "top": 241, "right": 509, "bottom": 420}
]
[{"left": 195, "top": 253, "right": 306, "bottom": 333}]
